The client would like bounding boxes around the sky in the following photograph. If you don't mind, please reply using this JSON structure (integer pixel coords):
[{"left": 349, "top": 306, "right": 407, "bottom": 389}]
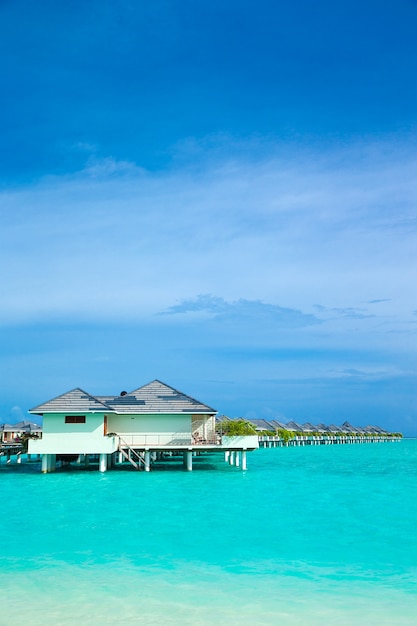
[{"left": 1, "top": 0, "right": 417, "bottom": 435}]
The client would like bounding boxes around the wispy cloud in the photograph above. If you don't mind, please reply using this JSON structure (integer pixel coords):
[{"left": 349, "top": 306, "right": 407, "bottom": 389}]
[
  {"left": 2, "top": 1, "right": 417, "bottom": 435},
  {"left": 161, "top": 294, "right": 321, "bottom": 328},
  {"left": 81, "top": 156, "right": 143, "bottom": 179},
  {"left": 0, "top": 137, "right": 416, "bottom": 331},
  {"left": 313, "top": 304, "right": 375, "bottom": 320}
]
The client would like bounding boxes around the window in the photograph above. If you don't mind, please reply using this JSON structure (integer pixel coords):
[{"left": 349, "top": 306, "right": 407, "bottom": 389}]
[{"left": 65, "top": 415, "right": 86, "bottom": 424}]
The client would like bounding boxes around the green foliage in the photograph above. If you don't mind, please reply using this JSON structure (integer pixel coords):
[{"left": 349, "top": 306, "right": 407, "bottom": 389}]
[
  {"left": 277, "top": 429, "right": 294, "bottom": 443},
  {"left": 18, "top": 432, "right": 39, "bottom": 453},
  {"left": 220, "top": 420, "right": 257, "bottom": 436}
]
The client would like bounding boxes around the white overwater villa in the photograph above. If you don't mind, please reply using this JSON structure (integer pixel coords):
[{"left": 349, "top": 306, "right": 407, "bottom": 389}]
[{"left": 28, "top": 380, "right": 258, "bottom": 473}]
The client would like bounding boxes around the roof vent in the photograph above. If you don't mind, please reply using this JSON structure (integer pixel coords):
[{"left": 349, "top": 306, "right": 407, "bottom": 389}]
[{"left": 120, "top": 390, "right": 127, "bottom": 396}]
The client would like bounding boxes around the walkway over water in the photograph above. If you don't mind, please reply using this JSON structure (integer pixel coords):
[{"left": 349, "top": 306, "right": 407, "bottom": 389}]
[
  {"left": 0, "top": 443, "right": 25, "bottom": 464},
  {"left": 259, "top": 434, "right": 402, "bottom": 447},
  {"left": 2, "top": 436, "right": 403, "bottom": 472}
]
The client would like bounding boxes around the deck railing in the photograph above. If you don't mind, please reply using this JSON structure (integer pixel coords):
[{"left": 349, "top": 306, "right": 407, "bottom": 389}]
[{"left": 113, "top": 432, "right": 222, "bottom": 447}]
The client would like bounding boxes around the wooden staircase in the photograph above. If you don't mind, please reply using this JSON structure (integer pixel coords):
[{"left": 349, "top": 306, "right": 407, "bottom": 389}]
[{"left": 118, "top": 436, "right": 146, "bottom": 470}]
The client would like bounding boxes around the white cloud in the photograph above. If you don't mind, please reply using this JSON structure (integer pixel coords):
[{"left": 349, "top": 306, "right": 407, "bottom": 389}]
[
  {"left": 10, "top": 405, "right": 26, "bottom": 422},
  {"left": 0, "top": 137, "right": 416, "bottom": 337},
  {"left": 81, "top": 156, "right": 143, "bottom": 178}
]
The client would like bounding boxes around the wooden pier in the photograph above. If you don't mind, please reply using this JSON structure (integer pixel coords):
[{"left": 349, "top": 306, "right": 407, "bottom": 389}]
[
  {"left": 0, "top": 443, "right": 24, "bottom": 464},
  {"left": 1, "top": 435, "right": 403, "bottom": 473},
  {"left": 258, "top": 434, "right": 402, "bottom": 448}
]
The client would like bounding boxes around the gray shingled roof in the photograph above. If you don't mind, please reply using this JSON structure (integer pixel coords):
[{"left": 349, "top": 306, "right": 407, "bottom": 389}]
[
  {"left": 301, "top": 422, "right": 317, "bottom": 432},
  {"left": 371, "top": 425, "right": 388, "bottom": 434},
  {"left": 13, "top": 420, "right": 41, "bottom": 429},
  {"left": 327, "top": 424, "right": 344, "bottom": 433},
  {"left": 269, "top": 419, "right": 288, "bottom": 430},
  {"left": 285, "top": 421, "right": 304, "bottom": 431},
  {"left": 364, "top": 425, "right": 388, "bottom": 434},
  {"left": 0, "top": 420, "right": 42, "bottom": 432},
  {"left": 315, "top": 423, "right": 330, "bottom": 432},
  {"left": 248, "top": 419, "right": 275, "bottom": 431},
  {"left": 30, "top": 388, "right": 113, "bottom": 414},
  {"left": 30, "top": 380, "right": 216, "bottom": 415},
  {"left": 216, "top": 414, "right": 231, "bottom": 422},
  {"left": 106, "top": 380, "right": 216, "bottom": 414}
]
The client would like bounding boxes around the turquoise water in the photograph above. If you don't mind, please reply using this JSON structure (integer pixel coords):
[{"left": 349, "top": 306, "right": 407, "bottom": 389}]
[{"left": 1, "top": 441, "right": 417, "bottom": 625}]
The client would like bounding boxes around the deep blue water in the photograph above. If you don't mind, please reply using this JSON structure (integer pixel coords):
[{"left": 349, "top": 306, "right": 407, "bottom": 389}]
[{"left": 1, "top": 441, "right": 416, "bottom": 625}]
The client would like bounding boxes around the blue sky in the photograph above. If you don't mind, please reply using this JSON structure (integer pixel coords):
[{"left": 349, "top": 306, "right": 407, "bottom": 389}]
[{"left": 1, "top": 0, "right": 417, "bottom": 434}]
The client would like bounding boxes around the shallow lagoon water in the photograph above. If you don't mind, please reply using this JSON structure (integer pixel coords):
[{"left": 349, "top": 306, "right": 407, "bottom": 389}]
[{"left": 1, "top": 441, "right": 416, "bottom": 625}]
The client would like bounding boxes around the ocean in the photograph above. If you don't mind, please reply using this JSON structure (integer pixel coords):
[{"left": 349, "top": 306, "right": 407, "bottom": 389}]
[{"left": 1, "top": 440, "right": 416, "bottom": 625}]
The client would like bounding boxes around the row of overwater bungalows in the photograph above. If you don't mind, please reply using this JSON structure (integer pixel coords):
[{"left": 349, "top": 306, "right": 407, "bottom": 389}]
[
  {"left": 232, "top": 418, "right": 402, "bottom": 446},
  {"left": 241, "top": 418, "right": 395, "bottom": 436},
  {"left": 1, "top": 384, "right": 402, "bottom": 469}
]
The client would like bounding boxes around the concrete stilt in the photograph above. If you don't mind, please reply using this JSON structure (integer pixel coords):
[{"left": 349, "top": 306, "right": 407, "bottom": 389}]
[
  {"left": 17, "top": 453, "right": 22, "bottom": 464},
  {"left": 225, "top": 451, "right": 230, "bottom": 462},
  {"left": 99, "top": 453, "right": 107, "bottom": 473},
  {"left": 186, "top": 449, "right": 193, "bottom": 471},
  {"left": 84, "top": 454, "right": 90, "bottom": 468},
  {"left": 118, "top": 451, "right": 123, "bottom": 464},
  {"left": 144, "top": 450, "right": 151, "bottom": 472},
  {"left": 229, "top": 451, "right": 235, "bottom": 466},
  {"left": 41, "top": 454, "right": 49, "bottom": 473},
  {"left": 50, "top": 455, "right": 56, "bottom": 472},
  {"left": 235, "top": 451, "right": 240, "bottom": 467},
  {"left": 242, "top": 450, "right": 247, "bottom": 470}
]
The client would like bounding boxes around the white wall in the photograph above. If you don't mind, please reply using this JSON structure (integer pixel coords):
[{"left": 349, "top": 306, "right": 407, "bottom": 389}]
[
  {"left": 27, "top": 411, "right": 220, "bottom": 452},
  {"left": 107, "top": 413, "right": 192, "bottom": 445},
  {"left": 221, "top": 435, "right": 259, "bottom": 450},
  {"left": 28, "top": 412, "right": 118, "bottom": 454},
  {"left": 191, "top": 414, "right": 216, "bottom": 439}
]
